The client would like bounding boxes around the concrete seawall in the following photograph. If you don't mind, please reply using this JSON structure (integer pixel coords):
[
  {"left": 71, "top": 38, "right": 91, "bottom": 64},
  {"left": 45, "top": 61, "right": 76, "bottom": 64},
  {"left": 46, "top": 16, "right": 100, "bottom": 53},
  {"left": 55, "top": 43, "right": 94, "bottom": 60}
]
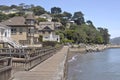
[
  {"left": 12, "top": 46, "right": 69, "bottom": 80},
  {"left": 69, "top": 44, "right": 120, "bottom": 53}
]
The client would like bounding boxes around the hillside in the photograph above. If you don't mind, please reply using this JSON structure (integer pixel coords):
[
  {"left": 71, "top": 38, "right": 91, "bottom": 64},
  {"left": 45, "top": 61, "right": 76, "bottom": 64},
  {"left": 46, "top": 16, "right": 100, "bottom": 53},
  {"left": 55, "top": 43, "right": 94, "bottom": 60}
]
[{"left": 110, "top": 37, "right": 120, "bottom": 44}]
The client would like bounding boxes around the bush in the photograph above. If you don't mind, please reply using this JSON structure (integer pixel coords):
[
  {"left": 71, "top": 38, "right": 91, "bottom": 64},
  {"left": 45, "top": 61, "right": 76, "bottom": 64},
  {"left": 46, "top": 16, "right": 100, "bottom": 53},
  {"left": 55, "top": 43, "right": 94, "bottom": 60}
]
[{"left": 42, "top": 41, "right": 58, "bottom": 47}]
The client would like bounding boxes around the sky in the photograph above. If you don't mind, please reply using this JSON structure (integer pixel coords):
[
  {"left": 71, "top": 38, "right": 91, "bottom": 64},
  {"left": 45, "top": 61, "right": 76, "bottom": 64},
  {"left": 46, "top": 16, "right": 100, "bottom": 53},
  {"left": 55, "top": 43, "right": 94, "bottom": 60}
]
[{"left": 0, "top": 0, "right": 120, "bottom": 38}]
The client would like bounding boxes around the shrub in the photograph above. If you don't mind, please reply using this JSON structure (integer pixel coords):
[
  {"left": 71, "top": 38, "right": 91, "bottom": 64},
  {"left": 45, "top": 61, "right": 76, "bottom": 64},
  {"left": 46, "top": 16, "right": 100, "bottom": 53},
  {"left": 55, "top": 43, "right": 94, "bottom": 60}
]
[{"left": 42, "top": 41, "right": 58, "bottom": 47}]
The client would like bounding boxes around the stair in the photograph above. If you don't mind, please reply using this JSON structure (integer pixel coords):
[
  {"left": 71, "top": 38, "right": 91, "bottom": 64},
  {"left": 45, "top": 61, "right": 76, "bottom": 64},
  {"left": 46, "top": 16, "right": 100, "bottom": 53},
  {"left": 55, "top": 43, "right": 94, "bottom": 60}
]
[{"left": 0, "top": 37, "right": 22, "bottom": 48}]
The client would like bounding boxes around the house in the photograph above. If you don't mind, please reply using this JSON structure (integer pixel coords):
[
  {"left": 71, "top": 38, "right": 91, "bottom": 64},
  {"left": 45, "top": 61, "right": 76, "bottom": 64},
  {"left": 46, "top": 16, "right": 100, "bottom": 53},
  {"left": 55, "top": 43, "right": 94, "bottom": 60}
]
[
  {"left": 39, "top": 22, "right": 62, "bottom": 30},
  {"left": 0, "top": 23, "right": 11, "bottom": 39},
  {"left": 2, "top": 8, "right": 19, "bottom": 14},
  {"left": 0, "top": 13, "right": 62, "bottom": 47},
  {"left": 0, "top": 14, "right": 36, "bottom": 46},
  {"left": 39, "top": 13, "right": 52, "bottom": 22},
  {"left": 37, "top": 22, "right": 62, "bottom": 42},
  {"left": 0, "top": 23, "right": 16, "bottom": 48}
]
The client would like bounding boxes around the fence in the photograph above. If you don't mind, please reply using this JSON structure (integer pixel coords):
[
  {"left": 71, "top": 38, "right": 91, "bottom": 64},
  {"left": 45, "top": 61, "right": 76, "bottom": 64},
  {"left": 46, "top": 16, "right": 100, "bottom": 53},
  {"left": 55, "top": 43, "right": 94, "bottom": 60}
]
[
  {"left": 0, "top": 46, "right": 63, "bottom": 71},
  {"left": 0, "top": 57, "right": 12, "bottom": 80}
]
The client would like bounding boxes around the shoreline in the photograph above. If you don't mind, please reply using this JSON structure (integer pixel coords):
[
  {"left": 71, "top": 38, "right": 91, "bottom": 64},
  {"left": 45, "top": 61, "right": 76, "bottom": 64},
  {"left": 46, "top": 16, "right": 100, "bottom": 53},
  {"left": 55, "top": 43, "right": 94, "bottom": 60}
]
[
  {"left": 68, "top": 44, "right": 120, "bottom": 60},
  {"left": 64, "top": 44, "right": 120, "bottom": 80}
]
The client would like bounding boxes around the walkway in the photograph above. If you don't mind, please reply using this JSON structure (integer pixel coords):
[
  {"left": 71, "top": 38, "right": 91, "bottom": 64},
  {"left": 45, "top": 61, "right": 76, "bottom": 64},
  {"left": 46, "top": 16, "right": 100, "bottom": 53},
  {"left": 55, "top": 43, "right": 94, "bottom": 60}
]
[{"left": 13, "top": 46, "right": 69, "bottom": 80}]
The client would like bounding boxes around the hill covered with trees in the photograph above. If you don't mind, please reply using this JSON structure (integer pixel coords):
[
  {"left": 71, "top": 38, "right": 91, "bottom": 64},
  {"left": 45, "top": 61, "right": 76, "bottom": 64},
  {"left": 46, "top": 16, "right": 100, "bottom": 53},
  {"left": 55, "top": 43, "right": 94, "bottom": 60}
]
[
  {"left": 110, "top": 37, "right": 120, "bottom": 44},
  {"left": 0, "top": 3, "right": 110, "bottom": 44}
]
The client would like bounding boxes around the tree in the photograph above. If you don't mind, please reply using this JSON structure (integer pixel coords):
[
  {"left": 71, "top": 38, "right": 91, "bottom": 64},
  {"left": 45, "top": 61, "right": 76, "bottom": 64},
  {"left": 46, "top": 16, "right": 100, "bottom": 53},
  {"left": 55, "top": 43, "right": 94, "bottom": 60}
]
[
  {"left": 86, "top": 20, "right": 93, "bottom": 25},
  {"left": 72, "top": 11, "right": 85, "bottom": 25},
  {"left": 19, "top": 3, "right": 25, "bottom": 10},
  {"left": 0, "top": 13, "right": 9, "bottom": 22},
  {"left": 10, "top": 5, "right": 17, "bottom": 9},
  {"left": 63, "top": 11, "right": 72, "bottom": 19},
  {"left": 86, "top": 20, "right": 96, "bottom": 29},
  {"left": 38, "top": 35, "right": 43, "bottom": 42},
  {"left": 31, "top": 6, "right": 45, "bottom": 15},
  {"left": 37, "top": 18, "right": 47, "bottom": 23},
  {"left": 73, "top": 11, "right": 84, "bottom": 19},
  {"left": 98, "top": 27, "right": 110, "bottom": 44},
  {"left": 0, "top": 5, "right": 10, "bottom": 10},
  {"left": 51, "top": 7, "right": 62, "bottom": 14}
]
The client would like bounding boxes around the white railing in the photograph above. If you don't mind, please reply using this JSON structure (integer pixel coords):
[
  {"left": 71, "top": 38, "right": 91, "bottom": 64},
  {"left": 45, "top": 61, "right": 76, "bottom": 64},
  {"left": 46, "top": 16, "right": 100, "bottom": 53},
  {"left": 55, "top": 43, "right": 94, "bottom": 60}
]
[{"left": 0, "top": 36, "right": 22, "bottom": 48}]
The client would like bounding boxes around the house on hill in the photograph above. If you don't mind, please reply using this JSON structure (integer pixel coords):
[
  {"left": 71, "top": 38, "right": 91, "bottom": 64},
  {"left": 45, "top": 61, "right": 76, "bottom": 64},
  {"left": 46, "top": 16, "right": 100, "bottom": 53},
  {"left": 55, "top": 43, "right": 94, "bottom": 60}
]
[
  {"left": 0, "top": 23, "right": 18, "bottom": 48},
  {"left": 39, "top": 13, "right": 52, "bottom": 22},
  {"left": 0, "top": 13, "right": 62, "bottom": 47},
  {"left": 2, "top": 8, "right": 19, "bottom": 15},
  {"left": 0, "top": 23, "right": 11, "bottom": 40},
  {"left": 37, "top": 22, "right": 61, "bottom": 42},
  {"left": 0, "top": 14, "right": 36, "bottom": 46}
]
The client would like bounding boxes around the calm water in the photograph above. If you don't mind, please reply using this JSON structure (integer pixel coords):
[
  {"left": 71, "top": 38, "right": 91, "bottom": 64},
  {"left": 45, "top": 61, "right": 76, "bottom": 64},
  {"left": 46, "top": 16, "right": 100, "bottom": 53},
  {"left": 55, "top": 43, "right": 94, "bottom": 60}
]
[{"left": 68, "top": 48, "right": 120, "bottom": 80}]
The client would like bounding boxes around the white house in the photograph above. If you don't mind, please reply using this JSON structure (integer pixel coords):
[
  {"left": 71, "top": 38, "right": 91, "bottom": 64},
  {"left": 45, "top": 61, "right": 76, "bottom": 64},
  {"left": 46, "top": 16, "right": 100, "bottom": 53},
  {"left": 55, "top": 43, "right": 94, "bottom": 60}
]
[
  {"left": 0, "top": 23, "right": 22, "bottom": 48},
  {"left": 43, "top": 33, "right": 60, "bottom": 42},
  {"left": 39, "top": 13, "right": 52, "bottom": 22},
  {"left": 2, "top": 8, "right": 19, "bottom": 15},
  {"left": 0, "top": 23, "right": 11, "bottom": 40}
]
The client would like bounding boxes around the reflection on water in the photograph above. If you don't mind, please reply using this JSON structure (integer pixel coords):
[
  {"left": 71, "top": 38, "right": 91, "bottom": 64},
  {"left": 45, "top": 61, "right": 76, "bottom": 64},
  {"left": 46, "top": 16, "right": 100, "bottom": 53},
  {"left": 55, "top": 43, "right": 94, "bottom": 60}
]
[{"left": 68, "top": 48, "right": 120, "bottom": 80}]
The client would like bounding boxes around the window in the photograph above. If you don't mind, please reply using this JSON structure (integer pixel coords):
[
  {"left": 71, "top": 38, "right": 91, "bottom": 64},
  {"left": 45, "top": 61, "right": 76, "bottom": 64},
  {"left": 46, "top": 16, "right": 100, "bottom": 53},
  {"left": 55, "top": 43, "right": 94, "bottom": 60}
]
[
  {"left": 28, "top": 29, "right": 30, "bottom": 33},
  {"left": 49, "top": 31, "right": 51, "bottom": 34},
  {"left": 11, "top": 28, "right": 16, "bottom": 34},
  {"left": 19, "top": 28, "right": 23, "bottom": 34},
  {"left": 42, "top": 31, "right": 45, "bottom": 34}
]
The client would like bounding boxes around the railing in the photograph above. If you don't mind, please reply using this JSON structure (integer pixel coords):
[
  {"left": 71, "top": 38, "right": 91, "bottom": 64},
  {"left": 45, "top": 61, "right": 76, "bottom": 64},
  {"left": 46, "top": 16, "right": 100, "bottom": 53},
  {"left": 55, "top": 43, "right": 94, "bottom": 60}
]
[
  {"left": 0, "top": 46, "right": 63, "bottom": 71},
  {"left": 0, "top": 36, "right": 22, "bottom": 48},
  {"left": 0, "top": 57, "right": 12, "bottom": 80}
]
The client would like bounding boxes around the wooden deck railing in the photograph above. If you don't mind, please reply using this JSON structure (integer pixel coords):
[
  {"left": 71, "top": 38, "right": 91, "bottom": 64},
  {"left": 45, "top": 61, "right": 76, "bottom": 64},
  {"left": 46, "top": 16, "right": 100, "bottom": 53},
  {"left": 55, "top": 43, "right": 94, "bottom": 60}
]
[
  {"left": 0, "top": 46, "right": 63, "bottom": 71},
  {"left": 0, "top": 57, "right": 12, "bottom": 80}
]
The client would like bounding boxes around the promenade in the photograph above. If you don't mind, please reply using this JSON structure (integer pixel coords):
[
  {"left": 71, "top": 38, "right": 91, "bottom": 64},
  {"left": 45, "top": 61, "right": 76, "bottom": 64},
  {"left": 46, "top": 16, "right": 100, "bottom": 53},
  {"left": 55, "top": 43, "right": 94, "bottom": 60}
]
[{"left": 13, "top": 46, "right": 69, "bottom": 80}]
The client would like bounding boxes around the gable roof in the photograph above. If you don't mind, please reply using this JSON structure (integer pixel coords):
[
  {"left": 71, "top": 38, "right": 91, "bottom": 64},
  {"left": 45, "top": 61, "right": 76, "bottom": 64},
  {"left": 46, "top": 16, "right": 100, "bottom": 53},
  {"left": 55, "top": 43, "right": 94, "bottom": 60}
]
[
  {"left": 40, "top": 13, "right": 52, "bottom": 19},
  {"left": 0, "top": 16, "right": 26, "bottom": 26},
  {"left": 42, "top": 26, "right": 53, "bottom": 31}
]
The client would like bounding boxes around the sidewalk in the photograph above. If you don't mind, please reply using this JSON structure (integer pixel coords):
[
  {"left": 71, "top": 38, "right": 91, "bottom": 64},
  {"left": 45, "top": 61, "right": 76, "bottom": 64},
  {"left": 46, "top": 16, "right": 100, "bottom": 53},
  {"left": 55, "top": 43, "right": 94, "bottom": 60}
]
[{"left": 13, "top": 46, "right": 69, "bottom": 80}]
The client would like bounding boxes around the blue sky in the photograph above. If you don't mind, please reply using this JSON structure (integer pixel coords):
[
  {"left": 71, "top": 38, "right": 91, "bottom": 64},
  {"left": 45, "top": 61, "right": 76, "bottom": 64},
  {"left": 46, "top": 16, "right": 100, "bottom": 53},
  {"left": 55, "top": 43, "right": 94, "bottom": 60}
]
[{"left": 0, "top": 0, "right": 120, "bottom": 38}]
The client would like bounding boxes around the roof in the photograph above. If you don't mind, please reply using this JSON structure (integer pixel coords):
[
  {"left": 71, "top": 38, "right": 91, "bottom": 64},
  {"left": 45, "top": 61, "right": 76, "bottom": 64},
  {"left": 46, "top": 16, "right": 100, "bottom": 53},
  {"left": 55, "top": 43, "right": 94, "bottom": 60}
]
[
  {"left": 0, "top": 23, "right": 10, "bottom": 29},
  {"left": 38, "top": 22, "right": 62, "bottom": 31},
  {"left": 39, "top": 22, "right": 54, "bottom": 30},
  {"left": 0, "top": 16, "right": 26, "bottom": 26},
  {"left": 39, "top": 13, "right": 52, "bottom": 19},
  {"left": 26, "top": 14, "right": 35, "bottom": 20}
]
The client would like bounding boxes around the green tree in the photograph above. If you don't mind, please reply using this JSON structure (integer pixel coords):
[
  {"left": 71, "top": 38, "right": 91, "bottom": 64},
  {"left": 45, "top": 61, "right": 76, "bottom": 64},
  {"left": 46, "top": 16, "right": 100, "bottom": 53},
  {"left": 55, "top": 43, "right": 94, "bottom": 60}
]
[
  {"left": 51, "top": 7, "right": 62, "bottom": 14},
  {"left": 86, "top": 20, "right": 96, "bottom": 29},
  {"left": 10, "top": 5, "right": 18, "bottom": 9},
  {"left": 31, "top": 6, "right": 45, "bottom": 15},
  {"left": 0, "top": 13, "right": 9, "bottom": 22},
  {"left": 37, "top": 18, "right": 47, "bottom": 23},
  {"left": 72, "top": 11, "right": 85, "bottom": 25},
  {"left": 38, "top": 35, "right": 43, "bottom": 42},
  {"left": 63, "top": 11, "right": 72, "bottom": 19},
  {"left": 98, "top": 27, "right": 110, "bottom": 44}
]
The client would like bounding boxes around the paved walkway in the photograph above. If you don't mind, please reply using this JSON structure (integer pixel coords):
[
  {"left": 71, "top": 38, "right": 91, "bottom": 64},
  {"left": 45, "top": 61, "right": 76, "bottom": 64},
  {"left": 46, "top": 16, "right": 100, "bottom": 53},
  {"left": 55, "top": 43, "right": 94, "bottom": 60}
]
[{"left": 13, "top": 46, "right": 69, "bottom": 80}]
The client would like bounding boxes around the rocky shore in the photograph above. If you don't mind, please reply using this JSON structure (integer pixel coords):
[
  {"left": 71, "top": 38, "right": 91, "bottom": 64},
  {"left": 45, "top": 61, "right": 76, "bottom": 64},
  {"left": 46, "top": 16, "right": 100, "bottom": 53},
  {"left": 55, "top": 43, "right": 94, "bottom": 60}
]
[{"left": 68, "top": 44, "right": 120, "bottom": 60}]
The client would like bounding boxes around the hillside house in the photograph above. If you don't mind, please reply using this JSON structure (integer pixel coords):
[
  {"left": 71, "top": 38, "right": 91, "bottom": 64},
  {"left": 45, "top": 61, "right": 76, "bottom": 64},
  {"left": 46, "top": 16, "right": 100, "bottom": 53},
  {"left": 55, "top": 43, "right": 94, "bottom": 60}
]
[
  {"left": 37, "top": 22, "right": 62, "bottom": 42},
  {"left": 39, "top": 13, "right": 52, "bottom": 22},
  {"left": 0, "top": 14, "right": 36, "bottom": 46}
]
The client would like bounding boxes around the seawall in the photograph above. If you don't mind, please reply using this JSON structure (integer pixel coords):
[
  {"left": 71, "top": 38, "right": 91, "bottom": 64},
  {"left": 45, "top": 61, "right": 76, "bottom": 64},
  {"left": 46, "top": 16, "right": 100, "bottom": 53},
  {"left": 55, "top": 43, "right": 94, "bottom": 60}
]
[{"left": 70, "top": 44, "right": 120, "bottom": 53}]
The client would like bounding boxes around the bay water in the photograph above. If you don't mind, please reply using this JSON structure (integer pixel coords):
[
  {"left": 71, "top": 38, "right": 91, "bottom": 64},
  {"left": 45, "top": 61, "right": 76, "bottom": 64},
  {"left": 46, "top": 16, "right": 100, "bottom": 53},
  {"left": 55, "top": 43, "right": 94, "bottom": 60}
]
[{"left": 68, "top": 48, "right": 120, "bottom": 80}]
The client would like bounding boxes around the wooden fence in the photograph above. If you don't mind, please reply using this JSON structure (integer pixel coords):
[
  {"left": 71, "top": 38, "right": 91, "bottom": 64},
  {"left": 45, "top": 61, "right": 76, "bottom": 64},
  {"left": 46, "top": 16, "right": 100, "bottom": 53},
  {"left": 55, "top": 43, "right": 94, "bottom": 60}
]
[
  {"left": 0, "top": 46, "right": 63, "bottom": 71},
  {"left": 0, "top": 57, "right": 12, "bottom": 80}
]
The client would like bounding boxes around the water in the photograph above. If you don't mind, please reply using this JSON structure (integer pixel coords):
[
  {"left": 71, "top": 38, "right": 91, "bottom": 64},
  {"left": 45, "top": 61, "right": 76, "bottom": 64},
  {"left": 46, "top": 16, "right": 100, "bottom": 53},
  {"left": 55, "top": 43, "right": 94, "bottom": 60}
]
[{"left": 68, "top": 48, "right": 120, "bottom": 80}]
